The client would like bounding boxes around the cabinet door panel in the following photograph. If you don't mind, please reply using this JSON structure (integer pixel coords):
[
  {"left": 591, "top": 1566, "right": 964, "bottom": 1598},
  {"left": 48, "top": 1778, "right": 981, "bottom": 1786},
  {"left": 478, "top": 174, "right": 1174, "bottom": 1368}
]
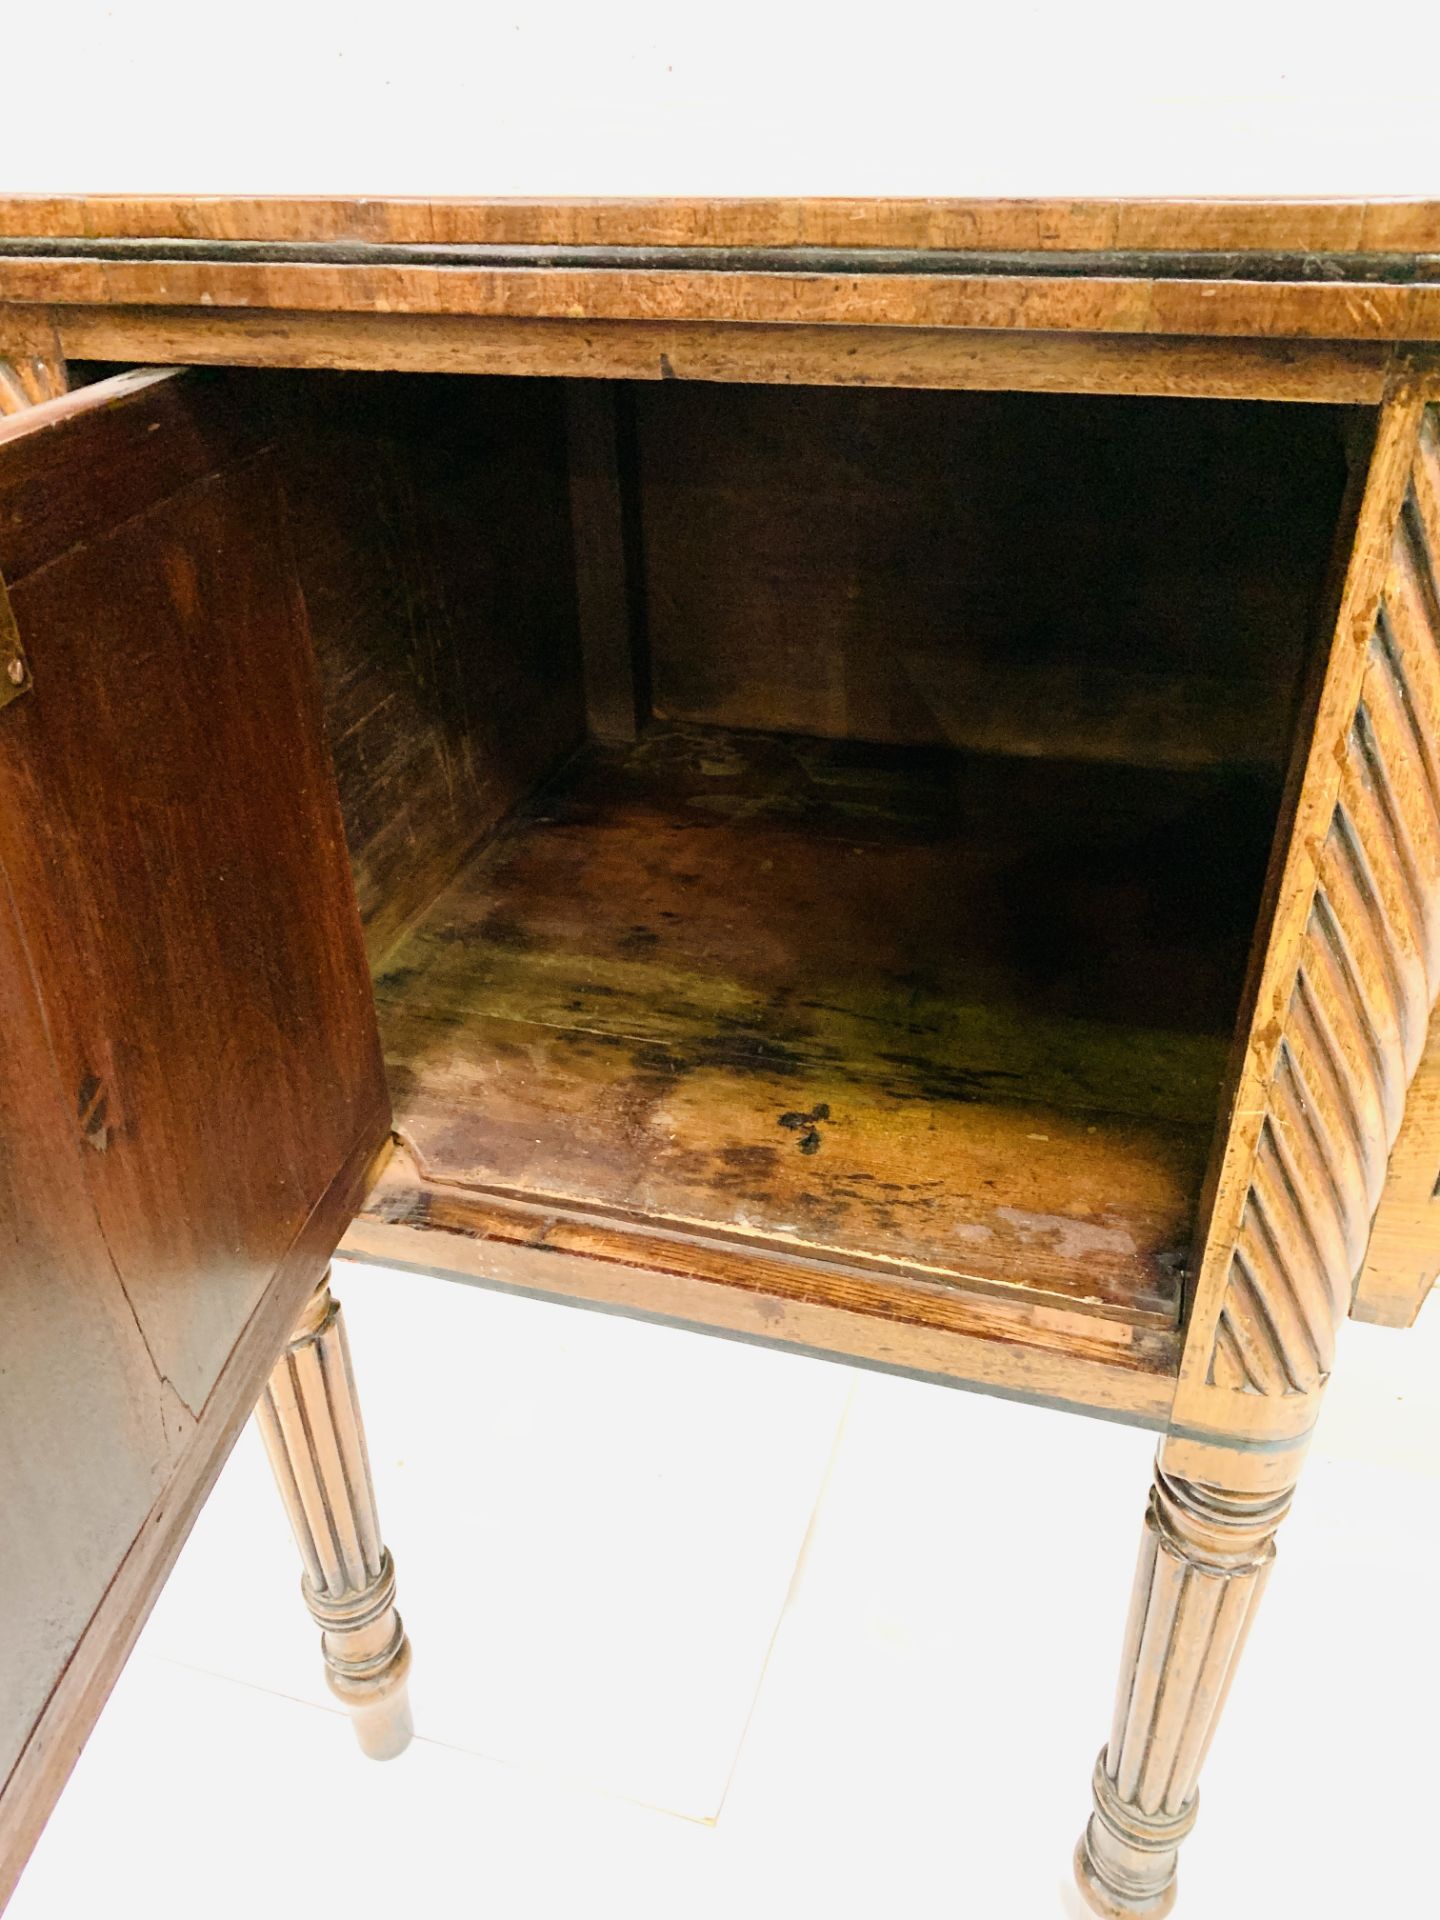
[{"left": 0, "top": 369, "right": 389, "bottom": 1897}]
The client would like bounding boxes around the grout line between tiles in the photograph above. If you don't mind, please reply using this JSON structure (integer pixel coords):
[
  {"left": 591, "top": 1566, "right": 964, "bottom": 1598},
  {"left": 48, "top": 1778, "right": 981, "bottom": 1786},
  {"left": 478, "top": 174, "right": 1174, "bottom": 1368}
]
[
  {"left": 139, "top": 1648, "right": 722, "bottom": 1826},
  {"left": 708, "top": 1374, "right": 859, "bottom": 1829}
]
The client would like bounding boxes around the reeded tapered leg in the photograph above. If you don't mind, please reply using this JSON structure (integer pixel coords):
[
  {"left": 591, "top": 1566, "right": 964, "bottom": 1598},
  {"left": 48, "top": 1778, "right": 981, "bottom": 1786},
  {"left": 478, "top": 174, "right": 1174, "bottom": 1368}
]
[
  {"left": 1074, "top": 1450, "right": 1292, "bottom": 1917},
  {"left": 256, "top": 1271, "right": 413, "bottom": 1759}
]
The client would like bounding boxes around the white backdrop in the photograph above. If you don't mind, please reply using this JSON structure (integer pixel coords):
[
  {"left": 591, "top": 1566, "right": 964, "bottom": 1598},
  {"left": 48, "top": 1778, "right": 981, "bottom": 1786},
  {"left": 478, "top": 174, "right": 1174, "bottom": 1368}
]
[{"left": 3, "top": 1, "right": 1440, "bottom": 198}]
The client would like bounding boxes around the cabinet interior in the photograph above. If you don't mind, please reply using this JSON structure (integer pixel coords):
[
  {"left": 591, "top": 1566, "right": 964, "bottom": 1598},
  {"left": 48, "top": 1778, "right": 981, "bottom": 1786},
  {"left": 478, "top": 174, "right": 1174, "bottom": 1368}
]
[{"left": 226, "top": 368, "right": 1350, "bottom": 1339}]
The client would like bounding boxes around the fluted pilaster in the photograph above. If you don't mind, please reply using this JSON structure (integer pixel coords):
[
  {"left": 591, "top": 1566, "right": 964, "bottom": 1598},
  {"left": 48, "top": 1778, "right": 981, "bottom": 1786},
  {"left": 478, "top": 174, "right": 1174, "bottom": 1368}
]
[
  {"left": 1184, "top": 400, "right": 1440, "bottom": 1444},
  {"left": 0, "top": 349, "right": 67, "bottom": 414}
]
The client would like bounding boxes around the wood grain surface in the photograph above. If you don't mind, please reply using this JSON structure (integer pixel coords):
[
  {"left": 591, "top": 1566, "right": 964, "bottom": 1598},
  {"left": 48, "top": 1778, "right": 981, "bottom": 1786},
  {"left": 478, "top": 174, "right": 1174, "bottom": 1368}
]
[
  {"left": 2, "top": 195, "right": 1436, "bottom": 253},
  {"left": 5, "top": 252, "right": 1440, "bottom": 341},
  {"left": 0, "top": 369, "right": 388, "bottom": 1894},
  {"left": 345, "top": 1145, "right": 1180, "bottom": 1426},
  {"left": 266, "top": 372, "right": 585, "bottom": 965},
  {"left": 0, "top": 306, "right": 66, "bottom": 414},
  {"left": 1170, "top": 388, "right": 1440, "bottom": 1481},
  {"left": 50, "top": 307, "right": 1395, "bottom": 405},
  {"left": 373, "top": 726, "right": 1285, "bottom": 1326},
  {"left": 637, "top": 385, "right": 1345, "bottom": 769},
  {"left": 565, "top": 380, "right": 648, "bottom": 740}
]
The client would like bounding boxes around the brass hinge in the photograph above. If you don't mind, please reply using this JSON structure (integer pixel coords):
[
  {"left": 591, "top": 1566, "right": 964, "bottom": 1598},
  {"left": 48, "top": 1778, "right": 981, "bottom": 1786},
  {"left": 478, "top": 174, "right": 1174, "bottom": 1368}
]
[{"left": 0, "top": 570, "right": 29, "bottom": 711}]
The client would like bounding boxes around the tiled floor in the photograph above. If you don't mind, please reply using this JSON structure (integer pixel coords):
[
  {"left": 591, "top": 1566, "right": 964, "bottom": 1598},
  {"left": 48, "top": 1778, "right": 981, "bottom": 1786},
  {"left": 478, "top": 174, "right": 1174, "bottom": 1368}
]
[{"left": 12, "top": 1259, "right": 1438, "bottom": 1919}]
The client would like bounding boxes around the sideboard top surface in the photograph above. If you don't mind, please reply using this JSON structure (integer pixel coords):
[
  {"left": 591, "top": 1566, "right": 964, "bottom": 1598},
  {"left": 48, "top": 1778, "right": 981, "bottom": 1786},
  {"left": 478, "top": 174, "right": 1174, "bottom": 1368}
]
[
  {"left": 1, "top": 196, "right": 1439, "bottom": 355},
  {"left": 1, "top": 193, "right": 1437, "bottom": 254}
]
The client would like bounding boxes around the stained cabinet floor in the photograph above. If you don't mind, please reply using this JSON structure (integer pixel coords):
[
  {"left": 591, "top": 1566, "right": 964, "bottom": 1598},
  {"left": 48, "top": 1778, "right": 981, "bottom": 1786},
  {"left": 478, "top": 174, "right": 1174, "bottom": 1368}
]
[{"left": 376, "top": 725, "right": 1275, "bottom": 1327}]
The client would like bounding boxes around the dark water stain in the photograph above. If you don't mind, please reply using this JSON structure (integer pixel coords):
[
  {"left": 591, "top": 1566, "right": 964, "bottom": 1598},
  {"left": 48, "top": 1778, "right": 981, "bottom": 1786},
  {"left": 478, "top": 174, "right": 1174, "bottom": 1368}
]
[
  {"left": 875, "top": 1051, "right": 1025, "bottom": 1104},
  {"left": 634, "top": 1044, "right": 686, "bottom": 1076},
  {"left": 632, "top": 1029, "right": 809, "bottom": 1081},
  {"left": 718, "top": 1144, "right": 781, "bottom": 1173},
  {"left": 478, "top": 908, "right": 537, "bottom": 952}
]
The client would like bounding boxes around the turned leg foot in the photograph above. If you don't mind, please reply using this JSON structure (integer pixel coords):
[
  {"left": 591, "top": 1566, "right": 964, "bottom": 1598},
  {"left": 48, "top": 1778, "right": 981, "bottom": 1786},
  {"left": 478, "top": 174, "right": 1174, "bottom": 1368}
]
[
  {"left": 256, "top": 1271, "right": 413, "bottom": 1759},
  {"left": 1075, "top": 1450, "right": 1291, "bottom": 1916}
]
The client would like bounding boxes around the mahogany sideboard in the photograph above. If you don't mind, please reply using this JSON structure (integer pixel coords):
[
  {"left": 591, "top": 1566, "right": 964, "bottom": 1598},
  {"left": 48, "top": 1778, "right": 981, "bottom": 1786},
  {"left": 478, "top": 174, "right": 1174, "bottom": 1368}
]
[{"left": 2, "top": 195, "right": 1439, "bottom": 1916}]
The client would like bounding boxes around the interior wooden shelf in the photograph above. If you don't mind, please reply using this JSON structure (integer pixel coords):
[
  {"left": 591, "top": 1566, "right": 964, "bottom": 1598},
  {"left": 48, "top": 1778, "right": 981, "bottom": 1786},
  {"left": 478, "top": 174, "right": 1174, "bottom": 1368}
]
[{"left": 373, "top": 724, "right": 1271, "bottom": 1334}]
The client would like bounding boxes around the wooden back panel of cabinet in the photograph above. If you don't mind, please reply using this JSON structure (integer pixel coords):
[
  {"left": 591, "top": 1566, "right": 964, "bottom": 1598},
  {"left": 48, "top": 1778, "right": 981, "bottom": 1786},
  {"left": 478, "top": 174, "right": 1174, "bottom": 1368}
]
[
  {"left": 0, "top": 370, "right": 388, "bottom": 1898},
  {"left": 634, "top": 383, "right": 1345, "bottom": 769}
]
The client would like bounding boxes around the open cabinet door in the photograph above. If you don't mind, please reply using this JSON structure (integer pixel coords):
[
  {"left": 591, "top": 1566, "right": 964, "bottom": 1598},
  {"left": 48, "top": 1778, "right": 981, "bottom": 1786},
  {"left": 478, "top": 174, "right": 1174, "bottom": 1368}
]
[{"left": 0, "top": 369, "right": 390, "bottom": 1900}]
